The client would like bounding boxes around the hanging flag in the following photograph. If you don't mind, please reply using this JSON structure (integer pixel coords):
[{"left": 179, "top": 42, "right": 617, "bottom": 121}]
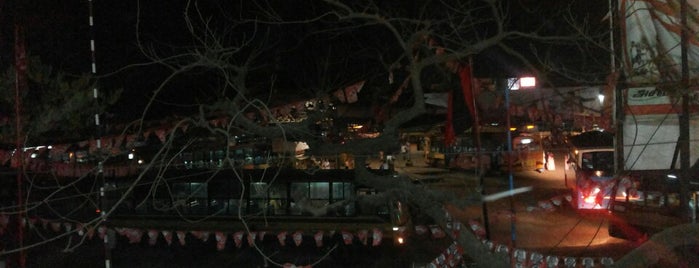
[
  {"left": 98, "top": 226, "right": 108, "bottom": 240},
  {"left": 458, "top": 64, "right": 477, "bottom": 120},
  {"left": 468, "top": 219, "right": 486, "bottom": 238},
  {"left": 76, "top": 223, "right": 85, "bottom": 236},
  {"left": 445, "top": 64, "right": 476, "bottom": 145},
  {"left": 293, "top": 231, "right": 303, "bottom": 246},
  {"left": 162, "top": 231, "right": 173, "bottom": 245},
  {"left": 215, "top": 232, "right": 227, "bottom": 251},
  {"left": 125, "top": 228, "right": 143, "bottom": 244},
  {"left": 356, "top": 230, "right": 368, "bottom": 245},
  {"left": 341, "top": 230, "right": 353, "bottom": 245},
  {"left": 429, "top": 225, "right": 446, "bottom": 239},
  {"left": 147, "top": 229, "right": 159, "bottom": 245},
  {"left": 191, "top": 231, "right": 209, "bottom": 242},
  {"left": 176, "top": 231, "right": 187, "bottom": 246},
  {"left": 233, "top": 231, "right": 244, "bottom": 248},
  {"left": 445, "top": 91, "right": 457, "bottom": 146},
  {"left": 258, "top": 231, "right": 266, "bottom": 242},
  {"left": 247, "top": 232, "right": 257, "bottom": 246},
  {"left": 334, "top": 81, "right": 365, "bottom": 103},
  {"left": 314, "top": 230, "right": 324, "bottom": 247},
  {"left": 446, "top": 221, "right": 462, "bottom": 239},
  {"left": 371, "top": 228, "right": 383, "bottom": 246},
  {"left": 277, "top": 231, "right": 288, "bottom": 246}
]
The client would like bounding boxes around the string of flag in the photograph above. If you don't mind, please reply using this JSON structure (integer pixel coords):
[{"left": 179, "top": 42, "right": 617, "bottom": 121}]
[{"left": 0, "top": 201, "right": 617, "bottom": 268}]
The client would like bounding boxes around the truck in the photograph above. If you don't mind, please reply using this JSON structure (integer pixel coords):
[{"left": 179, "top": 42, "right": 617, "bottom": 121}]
[
  {"left": 567, "top": 129, "right": 616, "bottom": 210},
  {"left": 606, "top": 86, "right": 699, "bottom": 241},
  {"left": 603, "top": 0, "right": 699, "bottom": 242}
]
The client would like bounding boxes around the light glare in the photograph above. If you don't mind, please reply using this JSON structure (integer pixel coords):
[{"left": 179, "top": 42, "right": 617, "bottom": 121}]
[{"left": 519, "top": 77, "right": 536, "bottom": 88}]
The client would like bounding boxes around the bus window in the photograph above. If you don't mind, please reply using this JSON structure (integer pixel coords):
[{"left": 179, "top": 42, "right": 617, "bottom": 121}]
[
  {"left": 580, "top": 151, "right": 614, "bottom": 172},
  {"left": 332, "top": 182, "right": 355, "bottom": 216},
  {"left": 269, "top": 183, "right": 288, "bottom": 215},
  {"left": 332, "top": 182, "right": 353, "bottom": 202},
  {"left": 309, "top": 182, "right": 330, "bottom": 200},
  {"left": 249, "top": 182, "right": 269, "bottom": 214},
  {"left": 290, "top": 182, "right": 331, "bottom": 216},
  {"left": 308, "top": 182, "right": 330, "bottom": 212},
  {"left": 173, "top": 182, "right": 208, "bottom": 214},
  {"left": 208, "top": 180, "right": 244, "bottom": 215}
]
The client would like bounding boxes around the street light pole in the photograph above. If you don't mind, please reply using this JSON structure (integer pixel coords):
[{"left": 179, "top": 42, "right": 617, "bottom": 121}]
[
  {"left": 504, "top": 76, "right": 536, "bottom": 249},
  {"left": 505, "top": 79, "right": 516, "bottom": 248}
]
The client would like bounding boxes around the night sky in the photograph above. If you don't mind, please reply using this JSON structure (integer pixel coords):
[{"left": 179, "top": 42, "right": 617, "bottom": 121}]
[{"left": 1, "top": 0, "right": 609, "bottom": 122}]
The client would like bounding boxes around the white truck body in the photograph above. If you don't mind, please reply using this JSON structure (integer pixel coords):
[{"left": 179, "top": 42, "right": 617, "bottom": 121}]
[{"left": 623, "top": 87, "right": 698, "bottom": 171}]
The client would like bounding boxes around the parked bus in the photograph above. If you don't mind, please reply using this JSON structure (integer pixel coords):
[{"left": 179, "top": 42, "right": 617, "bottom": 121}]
[{"left": 102, "top": 168, "right": 411, "bottom": 238}]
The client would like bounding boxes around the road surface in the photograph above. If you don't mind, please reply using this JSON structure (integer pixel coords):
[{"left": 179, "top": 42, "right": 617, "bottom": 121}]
[{"left": 394, "top": 148, "right": 637, "bottom": 266}]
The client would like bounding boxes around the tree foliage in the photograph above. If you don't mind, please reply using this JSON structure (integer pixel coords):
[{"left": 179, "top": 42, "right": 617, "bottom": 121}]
[{"left": 0, "top": 56, "right": 122, "bottom": 145}]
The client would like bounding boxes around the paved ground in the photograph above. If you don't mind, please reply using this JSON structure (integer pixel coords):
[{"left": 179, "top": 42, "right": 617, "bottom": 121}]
[{"left": 392, "top": 148, "right": 637, "bottom": 263}]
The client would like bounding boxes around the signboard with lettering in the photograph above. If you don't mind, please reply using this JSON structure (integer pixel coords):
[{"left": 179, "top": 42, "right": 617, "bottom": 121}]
[{"left": 625, "top": 87, "right": 680, "bottom": 115}]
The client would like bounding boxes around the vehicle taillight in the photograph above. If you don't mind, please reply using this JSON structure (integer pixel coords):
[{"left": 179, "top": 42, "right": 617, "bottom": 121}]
[{"left": 584, "top": 187, "right": 601, "bottom": 204}]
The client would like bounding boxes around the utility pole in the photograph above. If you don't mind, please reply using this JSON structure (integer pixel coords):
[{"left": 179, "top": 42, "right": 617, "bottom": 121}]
[
  {"left": 503, "top": 77, "right": 516, "bottom": 249},
  {"left": 612, "top": 0, "right": 626, "bottom": 177},
  {"left": 468, "top": 58, "right": 490, "bottom": 240},
  {"left": 679, "top": 0, "right": 691, "bottom": 219},
  {"left": 13, "top": 15, "right": 27, "bottom": 268},
  {"left": 86, "top": 0, "right": 111, "bottom": 267}
]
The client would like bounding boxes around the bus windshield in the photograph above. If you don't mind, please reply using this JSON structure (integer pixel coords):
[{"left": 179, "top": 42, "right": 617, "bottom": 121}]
[{"left": 581, "top": 151, "right": 614, "bottom": 172}]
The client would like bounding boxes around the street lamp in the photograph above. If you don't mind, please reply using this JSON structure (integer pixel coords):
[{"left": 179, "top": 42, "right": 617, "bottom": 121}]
[{"left": 505, "top": 76, "right": 536, "bottom": 248}]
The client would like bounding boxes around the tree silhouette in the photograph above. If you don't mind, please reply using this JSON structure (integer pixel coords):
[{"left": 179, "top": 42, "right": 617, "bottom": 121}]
[{"left": 3, "top": 1, "right": 696, "bottom": 267}]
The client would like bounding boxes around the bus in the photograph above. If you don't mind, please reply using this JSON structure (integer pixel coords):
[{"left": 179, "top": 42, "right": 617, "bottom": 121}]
[
  {"left": 102, "top": 168, "right": 410, "bottom": 238},
  {"left": 567, "top": 130, "right": 616, "bottom": 210}
]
